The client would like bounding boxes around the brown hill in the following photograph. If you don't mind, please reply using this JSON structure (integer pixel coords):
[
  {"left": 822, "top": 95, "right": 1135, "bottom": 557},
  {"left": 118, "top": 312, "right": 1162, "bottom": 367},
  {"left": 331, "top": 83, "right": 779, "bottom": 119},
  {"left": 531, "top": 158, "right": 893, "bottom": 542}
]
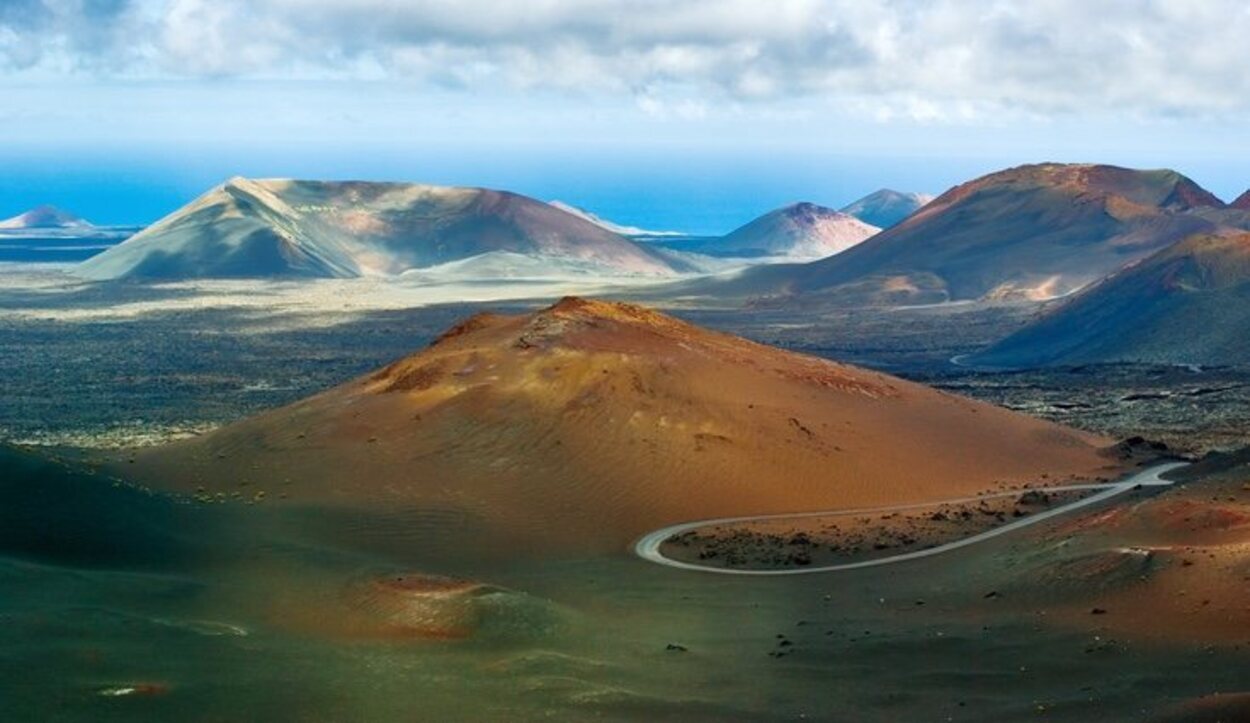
[
  {"left": 123, "top": 298, "right": 1119, "bottom": 558},
  {"left": 972, "top": 231, "right": 1250, "bottom": 367},
  {"left": 1233, "top": 190, "right": 1250, "bottom": 210},
  {"left": 684, "top": 164, "right": 1226, "bottom": 307}
]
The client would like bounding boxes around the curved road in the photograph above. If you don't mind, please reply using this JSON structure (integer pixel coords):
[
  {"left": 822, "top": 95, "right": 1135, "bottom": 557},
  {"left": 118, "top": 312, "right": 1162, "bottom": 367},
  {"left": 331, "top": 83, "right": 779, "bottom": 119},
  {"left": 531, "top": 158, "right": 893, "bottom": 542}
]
[{"left": 634, "top": 462, "right": 1188, "bottom": 576}]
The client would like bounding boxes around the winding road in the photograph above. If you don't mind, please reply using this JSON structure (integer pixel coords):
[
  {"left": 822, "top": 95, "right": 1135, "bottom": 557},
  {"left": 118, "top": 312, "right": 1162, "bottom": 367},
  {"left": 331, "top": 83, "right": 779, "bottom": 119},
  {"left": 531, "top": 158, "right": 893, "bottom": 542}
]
[{"left": 633, "top": 462, "right": 1189, "bottom": 576}]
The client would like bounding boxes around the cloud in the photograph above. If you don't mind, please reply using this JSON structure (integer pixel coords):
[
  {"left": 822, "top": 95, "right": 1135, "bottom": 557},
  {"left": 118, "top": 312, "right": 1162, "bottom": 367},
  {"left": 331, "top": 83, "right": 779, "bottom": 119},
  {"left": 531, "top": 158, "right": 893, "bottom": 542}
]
[
  {"left": 3, "top": 0, "right": 1249, "bottom": 119},
  {"left": 0, "top": 0, "right": 144, "bottom": 72}
]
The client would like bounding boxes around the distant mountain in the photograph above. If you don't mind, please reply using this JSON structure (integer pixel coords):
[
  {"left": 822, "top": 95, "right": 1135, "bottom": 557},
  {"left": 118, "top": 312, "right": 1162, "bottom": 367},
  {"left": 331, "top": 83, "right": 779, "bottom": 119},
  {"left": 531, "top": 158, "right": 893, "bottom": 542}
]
[
  {"left": 1233, "top": 190, "right": 1250, "bottom": 211},
  {"left": 970, "top": 230, "right": 1250, "bottom": 367},
  {"left": 684, "top": 164, "right": 1231, "bottom": 307},
  {"left": 77, "top": 179, "right": 687, "bottom": 280},
  {"left": 840, "top": 189, "right": 934, "bottom": 229},
  {"left": 647, "top": 202, "right": 878, "bottom": 261},
  {"left": 0, "top": 205, "right": 92, "bottom": 230},
  {"left": 547, "top": 201, "right": 682, "bottom": 237},
  {"left": 713, "top": 202, "right": 879, "bottom": 259}
]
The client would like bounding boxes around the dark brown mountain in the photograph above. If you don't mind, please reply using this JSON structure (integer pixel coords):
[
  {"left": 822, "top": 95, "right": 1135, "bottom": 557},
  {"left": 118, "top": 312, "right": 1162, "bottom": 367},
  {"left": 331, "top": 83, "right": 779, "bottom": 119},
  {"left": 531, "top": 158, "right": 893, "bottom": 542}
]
[
  {"left": 971, "top": 230, "right": 1250, "bottom": 367},
  {"left": 683, "top": 164, "right": 1228, "bottom": 307}
]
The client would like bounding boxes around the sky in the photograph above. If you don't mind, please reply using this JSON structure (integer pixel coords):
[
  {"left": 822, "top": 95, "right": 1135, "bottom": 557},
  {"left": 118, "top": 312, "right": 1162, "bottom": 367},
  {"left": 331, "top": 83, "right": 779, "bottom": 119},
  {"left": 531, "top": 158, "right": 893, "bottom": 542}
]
[{"left": 2, "top": 0, "right": 1249, "bottom": 233}]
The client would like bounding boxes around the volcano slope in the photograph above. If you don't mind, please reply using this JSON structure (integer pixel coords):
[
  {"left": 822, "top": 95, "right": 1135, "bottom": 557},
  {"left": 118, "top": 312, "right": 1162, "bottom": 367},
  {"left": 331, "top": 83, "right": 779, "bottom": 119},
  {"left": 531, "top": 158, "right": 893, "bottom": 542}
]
[
  {"left": 683, "top": 164, "right": 1228, "bottom": 307},
  {"left": 122, "top": 298, "right": 1120, "bottom": 558},
  {"left": 995, "top": 448, "right": 1250, "bottom": 647},
  {"left": 973, "top": 231, "right": 1250, "bottom": 367}
]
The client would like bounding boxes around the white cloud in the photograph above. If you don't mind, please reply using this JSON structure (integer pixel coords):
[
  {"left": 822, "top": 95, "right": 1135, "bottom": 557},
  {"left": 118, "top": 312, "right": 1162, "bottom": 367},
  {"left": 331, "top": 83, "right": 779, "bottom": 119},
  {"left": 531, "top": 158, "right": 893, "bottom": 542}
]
[{"left": 3, "top": 0, "right": 1250, "bottom": 119}]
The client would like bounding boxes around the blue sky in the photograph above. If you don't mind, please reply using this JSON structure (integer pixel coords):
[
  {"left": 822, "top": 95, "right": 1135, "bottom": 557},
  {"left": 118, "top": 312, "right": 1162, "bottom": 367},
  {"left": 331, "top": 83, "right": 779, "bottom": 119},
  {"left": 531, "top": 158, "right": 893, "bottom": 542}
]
[{"left": 2, "top": 2, "right": 1249, "bottom": 233}]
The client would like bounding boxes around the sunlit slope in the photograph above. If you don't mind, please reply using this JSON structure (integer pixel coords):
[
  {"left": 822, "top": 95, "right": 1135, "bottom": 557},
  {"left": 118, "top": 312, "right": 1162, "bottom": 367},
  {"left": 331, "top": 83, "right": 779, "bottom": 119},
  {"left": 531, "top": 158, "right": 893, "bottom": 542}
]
[{"left": 126, "top": 298, "right": 1117, "bottom": 557}]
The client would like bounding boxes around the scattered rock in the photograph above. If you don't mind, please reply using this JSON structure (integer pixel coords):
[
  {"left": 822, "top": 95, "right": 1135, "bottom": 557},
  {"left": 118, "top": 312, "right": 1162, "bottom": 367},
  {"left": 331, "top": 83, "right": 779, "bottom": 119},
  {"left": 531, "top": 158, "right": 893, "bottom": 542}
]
[{"left": 97, "top": 682, "right": 169, "bottom": 698}]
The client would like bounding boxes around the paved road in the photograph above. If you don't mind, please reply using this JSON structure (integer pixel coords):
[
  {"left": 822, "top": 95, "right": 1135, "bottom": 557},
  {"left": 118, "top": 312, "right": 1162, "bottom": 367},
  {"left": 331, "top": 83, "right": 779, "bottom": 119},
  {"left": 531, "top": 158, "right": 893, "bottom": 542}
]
[{"left": 633, "top": 462, "right": 1188, "bottom": 576}]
